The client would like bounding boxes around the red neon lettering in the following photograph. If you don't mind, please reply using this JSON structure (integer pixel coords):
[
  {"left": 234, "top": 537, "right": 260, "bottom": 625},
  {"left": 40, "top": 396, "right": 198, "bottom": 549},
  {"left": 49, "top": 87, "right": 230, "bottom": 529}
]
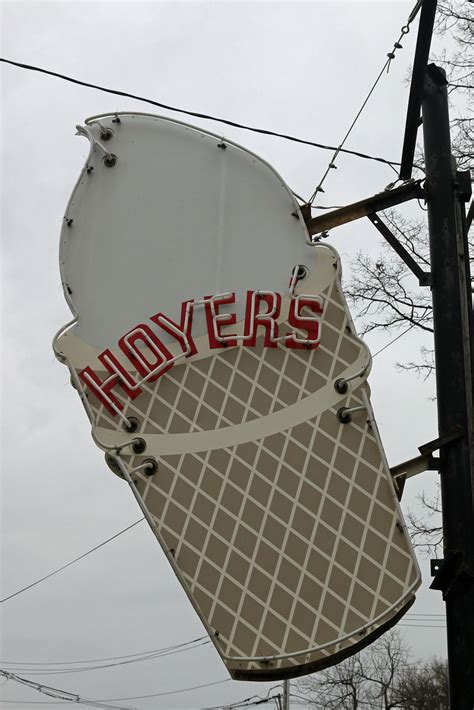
[
  {"left": 244, "top": 291, "right": 281, "bottom": 348},
  {"left": 79, "top": 350, "right": 141, "bottom": 416},
  {"left": 150, "top": 300, "right": 197, "bottom": 357},
  {"left": 118, "top": 324, "right": 174, "bottom": 383},
  {"left": 286, "top": 296, "right": 323, "bottom": 349},
  {"left": 205, "top": 293, "right": 238, "bottom": 349}
]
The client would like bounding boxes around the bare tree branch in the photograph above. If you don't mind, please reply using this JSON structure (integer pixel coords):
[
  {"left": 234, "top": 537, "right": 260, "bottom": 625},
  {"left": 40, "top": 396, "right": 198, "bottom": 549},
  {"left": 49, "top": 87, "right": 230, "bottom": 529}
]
[{"left": 296, "top": 631, "right": 449, "bottom": 709}]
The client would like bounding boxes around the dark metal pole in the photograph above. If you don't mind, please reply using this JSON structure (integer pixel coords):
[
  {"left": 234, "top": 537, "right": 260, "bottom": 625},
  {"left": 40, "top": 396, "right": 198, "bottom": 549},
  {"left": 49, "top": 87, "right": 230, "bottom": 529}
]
[{"left": 422, "top": 63, "right": 474, "bottom": 709}]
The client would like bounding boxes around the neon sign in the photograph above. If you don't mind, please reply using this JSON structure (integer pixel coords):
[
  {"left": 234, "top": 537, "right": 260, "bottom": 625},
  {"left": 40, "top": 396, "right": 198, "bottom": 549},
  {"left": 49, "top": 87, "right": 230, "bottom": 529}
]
[{"left": 80, "top": 290, "right": 324, "bottom": 416}]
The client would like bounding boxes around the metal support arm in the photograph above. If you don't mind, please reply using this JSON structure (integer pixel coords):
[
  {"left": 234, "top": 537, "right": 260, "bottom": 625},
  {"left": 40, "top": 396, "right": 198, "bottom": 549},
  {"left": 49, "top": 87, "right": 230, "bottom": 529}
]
[{"left": 305, "top": 180, "right": 424, "bottom": 237}]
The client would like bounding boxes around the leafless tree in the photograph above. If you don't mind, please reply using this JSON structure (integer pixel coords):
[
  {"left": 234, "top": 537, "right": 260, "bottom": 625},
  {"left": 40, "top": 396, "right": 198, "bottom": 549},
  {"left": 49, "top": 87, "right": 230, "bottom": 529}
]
[
  {"left": 436, "top": 0, "right": 473, "bottom": 172},
  {"left": 296, "top": 652, "right": 366, "bottom": 709},
  {"left": 394, "top": 658, "right": 449, "bottom": 710},
  {"left": 344, "top": 210, "right": 433, "bottom": 343},
  {"left": 295, "top": 631, "right": 448, "bottom": 710},
  {"left": 363, "top": 632, "right": 410, "bottom": 710},
  {"left": 406, "top": 490, "right": 444, "bottom": 557}
]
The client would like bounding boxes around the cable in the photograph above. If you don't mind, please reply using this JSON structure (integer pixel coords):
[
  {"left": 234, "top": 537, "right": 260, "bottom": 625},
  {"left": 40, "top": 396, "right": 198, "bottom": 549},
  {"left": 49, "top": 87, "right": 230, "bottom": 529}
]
[
  {"left": 205, "top": 685, "right": 285, "bottom": 710},
  {"left": 307, "top": 0, "right": 423, "bottom": 205},
  {"left": 0, "top": 519, "right": 144, "bottom": 603},
  {"left": 201, "top": 690, "right": 283, "bottom": 710},
  {"left": 399, "top": 623, "right": 446, "bottom": 628},
  {"left": 0, "top": 675, "right": 230, "bottom": 705},
  {"left": 0, "top": 636, "right": 208, "bottom": 667},
  {"left": 4, "top": 640, "right": 211, "bottom": 676},
  {"left": 0, "top": 672, "right": 133, "bottom": 710},
  {"left": 101, "top": 678, "right": 230, "bottom": 702},
  {"left": 0, "top": 58, "right": 402, "bottom": 171},
  {"left": 372, "top": 323, "right": 418, "bottom": 358}
]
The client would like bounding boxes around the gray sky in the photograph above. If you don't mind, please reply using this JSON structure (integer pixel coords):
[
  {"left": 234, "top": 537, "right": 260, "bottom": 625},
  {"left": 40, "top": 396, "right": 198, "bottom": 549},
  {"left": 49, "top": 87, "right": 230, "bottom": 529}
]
[{"left": 1, "top": 1, "right": 448, "bottom": 708}]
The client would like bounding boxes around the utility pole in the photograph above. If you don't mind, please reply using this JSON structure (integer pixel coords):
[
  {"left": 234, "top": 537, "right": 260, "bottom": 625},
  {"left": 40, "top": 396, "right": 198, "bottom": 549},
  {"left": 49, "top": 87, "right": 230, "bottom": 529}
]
[
  {"left": 282, "top": 679, "right": 290, "bottom": 710},
  {"left": 422, "top": 63, "right": 474, "bottom": 709}
]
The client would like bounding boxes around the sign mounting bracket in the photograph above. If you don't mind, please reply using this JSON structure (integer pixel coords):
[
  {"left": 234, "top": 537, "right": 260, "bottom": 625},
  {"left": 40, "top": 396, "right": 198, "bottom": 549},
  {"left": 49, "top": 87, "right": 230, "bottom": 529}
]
[
  {"left": 304, "top": 180, "right": 425, "bottom": 237},
  {"left": 390, "top": 426, "right": 465, "bottom": 499}
]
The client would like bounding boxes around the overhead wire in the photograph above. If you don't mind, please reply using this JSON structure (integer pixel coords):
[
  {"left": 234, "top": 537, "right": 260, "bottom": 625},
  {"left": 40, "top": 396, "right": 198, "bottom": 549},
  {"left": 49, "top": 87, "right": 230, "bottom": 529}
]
[
  {"left": 0, "top": 57, "right": 401, "bottom": 172},
  {"left": 99, "top": 677, "right": 231, "bottom": 702},
  {"left": 2, "top": 640, "right": 212, "bottom": 676},
  {"left": 0, "top": 518, "right": 145, "bottom": 603},
  {"left": 372, "top": 323, "right": 418, "bottom": 358},
  {"left": 0, "top": 671, "right": 133, "bottom": 710},
  {"left": 200, "top": 687, "right": 283, "bottom": 710},
  {"left": 0, "top": 675, "right": 231, "bottom": 705},
  {"left": 4, "top": 619, "right": 446, "bottom": 676},
  {"left": 0, "top": 636, "right": 208, "bottom": 667},
  {"left": 307, "top": 0, "right": 424, "bottom": 205},
  {"left": 399, "top": 623, "right": 446, "bottom": 628}
]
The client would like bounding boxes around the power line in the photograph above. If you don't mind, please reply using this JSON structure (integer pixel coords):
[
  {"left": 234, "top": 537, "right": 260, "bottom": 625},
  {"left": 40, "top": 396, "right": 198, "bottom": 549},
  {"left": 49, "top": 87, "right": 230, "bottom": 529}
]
[
  {"left": 399, "top": 623, "right": 446, "bottom": 629},
  {"left": 0, "top": 672, "right": 133, "bottom": 710},
  {"left": 372, "top": 323, "right": 418, "bottom": 358},
  {"left": 0, "top": 519, "right": 144, "bottom": 603},
  {"left": 307, "top": 0, "right": 423, "bottom": 205},
  {"left": 3, "top": 640, "right": 211, "bottom": 676},
  {"left": 99, "top": 678, "right": 231, "bottom": 702},
  {"left": 0, "top": 675, "right": 230, "bottom": 705},
  {"left": 4, "top": 619, "right": 445, "bottom": 675},
  {"left": 0, "top": 636, "right": 208, "bottom": 667},
  {"left": 0, "top": 58, "right": 401, "bottom": 171},
  {"left": 201, "top": 695, "right": 265, "bottom": 710},
  {"left": 201, "top": 688, "right": 283, "bottom": 710}
]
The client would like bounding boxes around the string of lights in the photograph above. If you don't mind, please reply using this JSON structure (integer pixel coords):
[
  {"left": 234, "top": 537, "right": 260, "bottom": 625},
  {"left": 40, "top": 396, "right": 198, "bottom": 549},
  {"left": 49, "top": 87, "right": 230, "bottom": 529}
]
[{"left": 307, "top": 0, "right": 424, "bottom": 205}]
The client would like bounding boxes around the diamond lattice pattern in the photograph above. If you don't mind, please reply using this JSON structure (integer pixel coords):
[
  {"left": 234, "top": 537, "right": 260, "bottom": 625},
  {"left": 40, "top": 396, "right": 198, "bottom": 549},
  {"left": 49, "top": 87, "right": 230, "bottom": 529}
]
[{"left": 81, "top": 279, "right": 418, "bottom": 676}]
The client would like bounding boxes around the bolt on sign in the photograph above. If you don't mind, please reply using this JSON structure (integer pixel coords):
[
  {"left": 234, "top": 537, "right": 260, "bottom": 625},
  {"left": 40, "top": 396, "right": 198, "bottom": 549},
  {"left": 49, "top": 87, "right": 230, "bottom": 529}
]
[{"left": 54, "top": 114, "right": 420, "bottom": 681}]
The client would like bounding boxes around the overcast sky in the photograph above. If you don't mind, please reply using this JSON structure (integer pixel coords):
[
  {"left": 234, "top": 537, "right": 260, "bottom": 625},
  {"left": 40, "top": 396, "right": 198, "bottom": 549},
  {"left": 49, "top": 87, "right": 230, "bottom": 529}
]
[{"left": 1, "top": 2, "right": 449, "bottom": 709}]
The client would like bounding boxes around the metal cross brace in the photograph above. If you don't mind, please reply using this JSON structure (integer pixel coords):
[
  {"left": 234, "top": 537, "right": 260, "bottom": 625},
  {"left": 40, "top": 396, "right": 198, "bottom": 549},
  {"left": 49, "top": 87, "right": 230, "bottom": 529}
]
[{"left": 367, "top": 212, "right": 431, "bottom": 286}]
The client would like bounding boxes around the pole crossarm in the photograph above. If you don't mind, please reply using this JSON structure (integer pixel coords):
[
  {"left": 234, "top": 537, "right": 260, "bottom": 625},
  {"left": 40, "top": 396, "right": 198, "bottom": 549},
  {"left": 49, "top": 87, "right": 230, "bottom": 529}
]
[
  {"left": 305, "top": 180, "right": 424, "bottom": 236},
  {"left": 367, "top": 213, "right": 431, "bottom": 285}
]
